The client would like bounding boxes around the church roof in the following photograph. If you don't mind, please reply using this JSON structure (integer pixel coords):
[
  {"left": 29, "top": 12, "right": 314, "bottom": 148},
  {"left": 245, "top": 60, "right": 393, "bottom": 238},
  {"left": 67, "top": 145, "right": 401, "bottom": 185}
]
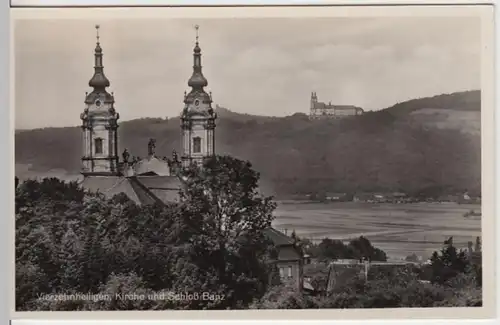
[
  {"left": 80, "top": 176, "right": 158, "bottom": 205},
  {"left": 133, "top": 156, "right": 172, "bottom": 176},
  {"left": 88, "top": 26, "right": 111, "bottom": 92},
  {"left": 80, "top": 175, "right": 182, "bottom": 206},
  {"left": 136, "top": 175, "right": 184, "bottom": 204},
  {"left": 314, "top": 102, "right": 362, "bottom": 111},
  {"left": 136, "top": 175, "right": 184, "bottom": 189},
  {"left": 149, "top": 188, "right": 181, "bottom": 204}
]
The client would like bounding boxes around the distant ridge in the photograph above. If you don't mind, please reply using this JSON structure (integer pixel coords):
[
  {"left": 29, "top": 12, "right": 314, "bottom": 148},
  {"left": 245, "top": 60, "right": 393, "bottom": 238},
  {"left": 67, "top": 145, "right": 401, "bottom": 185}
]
[
  {"left": 214, "top": 104, "right": 279, "bottom": 122},
  {"left": 383, "top": 90, "right": 480, "bottom": 115},
  {"left": 15, "top": 90, "right": 481, "bottom": 196}
]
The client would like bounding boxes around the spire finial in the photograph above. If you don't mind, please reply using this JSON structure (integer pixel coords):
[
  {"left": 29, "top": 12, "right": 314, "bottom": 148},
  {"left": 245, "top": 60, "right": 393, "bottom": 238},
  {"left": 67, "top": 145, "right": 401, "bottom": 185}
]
[
  {"left": 95, "top": 24, "right": 100, "bottom": 44},
  {"left": 88, "top": 24, "right": 110, "bottom": 90},
  {"left": 195, "top": 24, "right": 199, "bottom": 44}
]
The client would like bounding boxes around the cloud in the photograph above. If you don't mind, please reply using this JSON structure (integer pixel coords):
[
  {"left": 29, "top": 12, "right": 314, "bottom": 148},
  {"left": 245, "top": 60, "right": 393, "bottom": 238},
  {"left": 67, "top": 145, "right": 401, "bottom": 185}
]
[{"left": 14, "top": 16, "right": 481, "bottom": 129}]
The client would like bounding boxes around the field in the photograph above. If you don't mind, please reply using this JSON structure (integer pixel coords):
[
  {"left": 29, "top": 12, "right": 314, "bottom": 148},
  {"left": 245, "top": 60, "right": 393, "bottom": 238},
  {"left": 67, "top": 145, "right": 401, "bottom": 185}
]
[{"left": 272, "top": 201, "right": 482, "bottom": 260}]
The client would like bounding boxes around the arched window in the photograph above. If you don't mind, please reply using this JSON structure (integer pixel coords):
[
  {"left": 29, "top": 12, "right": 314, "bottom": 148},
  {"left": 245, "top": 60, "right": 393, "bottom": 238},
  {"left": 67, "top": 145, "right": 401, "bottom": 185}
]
[
  {"left": 94, "top": 138, "right": 103, "bottom": 154},
  {"left": 193, "top": 137, "right": 201, "bottom": 154}
]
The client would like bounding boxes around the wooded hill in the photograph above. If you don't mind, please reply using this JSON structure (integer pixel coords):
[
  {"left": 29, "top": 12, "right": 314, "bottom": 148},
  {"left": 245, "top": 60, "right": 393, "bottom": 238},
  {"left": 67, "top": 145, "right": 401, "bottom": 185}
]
[{"left": 15, "top": 90, "right": 481, "bottom": 197}]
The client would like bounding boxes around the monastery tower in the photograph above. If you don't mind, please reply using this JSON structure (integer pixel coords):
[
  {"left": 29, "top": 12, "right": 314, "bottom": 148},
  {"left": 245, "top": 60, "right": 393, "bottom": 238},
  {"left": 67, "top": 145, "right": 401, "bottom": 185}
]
[
  {"left": 80, "top": 25, "right": 120, "bottom": 176},
  {"left": 180, "top": 25, "right": 217, "bottom": 168}
]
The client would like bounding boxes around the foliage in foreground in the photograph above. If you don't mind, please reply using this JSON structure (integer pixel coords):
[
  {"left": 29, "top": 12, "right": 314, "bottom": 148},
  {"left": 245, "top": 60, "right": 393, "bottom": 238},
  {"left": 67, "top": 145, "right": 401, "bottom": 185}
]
[
  {"left": 16, "top": 155, "right": 276, "bottom": 311},
  {"left": 297, "top": 236, "right": 387, "bottom": 262},
  {"left": 252, "top": 267, "right": 482, "bottom": 309},
  {"left": 15, "top": 155, "right": 482, "bottom": 310}
]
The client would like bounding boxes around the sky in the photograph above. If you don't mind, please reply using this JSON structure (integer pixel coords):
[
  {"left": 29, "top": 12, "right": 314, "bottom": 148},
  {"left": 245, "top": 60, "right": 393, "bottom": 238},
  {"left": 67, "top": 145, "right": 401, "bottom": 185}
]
[{"left": 14, "top": 16, "right": 481, "bottom": 129}]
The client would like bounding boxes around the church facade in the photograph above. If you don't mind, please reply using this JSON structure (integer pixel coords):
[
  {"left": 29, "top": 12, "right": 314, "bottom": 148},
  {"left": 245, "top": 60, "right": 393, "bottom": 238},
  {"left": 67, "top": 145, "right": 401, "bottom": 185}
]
[
  {"left": 75, "top": 25, "right": 304, "bottom": 290},
  {"left": 79, "top": 25, "right": 216, "bottom": 205}
]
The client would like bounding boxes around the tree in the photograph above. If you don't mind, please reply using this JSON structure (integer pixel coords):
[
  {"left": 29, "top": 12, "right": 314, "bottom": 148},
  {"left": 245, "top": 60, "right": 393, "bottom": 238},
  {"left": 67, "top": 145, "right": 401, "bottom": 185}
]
[
  {"left": 249, "top": 282, "right": 313, "bottom": 309},
  {"left": 405, "top": 253, "right": 420, "bottom": 262},
  {"left": 58, "top": 224, "right": 84, "bottom": 290},
  {"left": 347, "top": 236, "right": 387, "bottom": 262},
  {"left": 179, "top": 155, "right": 277, "bottom": 308},
  {"left": 15, "top": 177, "right": 186, "bottom": 310},
  {"left": 430, "top": 244, "right": 470, "bottom": 285},
  {"left": 318, "top": 238, "right": 348, "bottom": 260},
  {"left": 475, "top": 236, "right": 481, "bottom": 252}
]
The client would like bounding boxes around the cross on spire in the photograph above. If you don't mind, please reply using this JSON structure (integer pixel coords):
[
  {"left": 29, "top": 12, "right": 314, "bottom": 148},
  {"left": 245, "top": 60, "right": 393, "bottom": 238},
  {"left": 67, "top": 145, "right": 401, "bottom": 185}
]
[{"left": 95, "top": 24, "right": 100, "bottom": 44}]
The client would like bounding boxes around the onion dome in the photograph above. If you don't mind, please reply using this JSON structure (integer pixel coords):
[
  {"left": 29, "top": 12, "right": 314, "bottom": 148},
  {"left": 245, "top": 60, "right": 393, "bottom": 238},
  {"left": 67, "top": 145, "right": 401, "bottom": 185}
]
[
  {"left": 187, "top": 25, "right": 208, "bottom": 89},
  {"left": 88, "top": 25, "right": 110, "bottom": 90}
]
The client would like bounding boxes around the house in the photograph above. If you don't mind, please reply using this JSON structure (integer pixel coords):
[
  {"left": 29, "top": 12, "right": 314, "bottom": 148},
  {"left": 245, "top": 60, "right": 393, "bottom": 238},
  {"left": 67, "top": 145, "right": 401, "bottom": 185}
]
[
  {"left": 325, "top": 262, "right": 364, "bottom": 292},
  {"left": 303, "top": 254, "right": 312, "bottom": 265},
  {"left": 334, "top": 259, "right": 360, "bottom": 265},
  {"left": 325, "top": 192, "right": 352, "bottom": 202},
  {"left": 302, "top": 277, "right": 318, "bottom": 295},
  {"left": 325, "top": 260, "right": 418, "bottom": 292},
  {"left": 391, "top": 192, "right": 408, "bottom": 203},
  {"left": 437, "top": 194, "right": 458, "bottom": 202},
  {"left": 373, "top": 193, "right": 386, "bottom": 202},
  {"left": 353, "top": 193, "right": 375, "bottom": 203},
  {"left": 263, "top": 227, "right": 304, "bottom": 291}
]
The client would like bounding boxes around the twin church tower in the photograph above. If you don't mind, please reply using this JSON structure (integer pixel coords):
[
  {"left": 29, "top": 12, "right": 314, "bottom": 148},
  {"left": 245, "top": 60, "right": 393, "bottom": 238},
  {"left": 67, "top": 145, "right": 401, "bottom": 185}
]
[{"left": 80, "top": 25, "right": 217, "bottom": 178}]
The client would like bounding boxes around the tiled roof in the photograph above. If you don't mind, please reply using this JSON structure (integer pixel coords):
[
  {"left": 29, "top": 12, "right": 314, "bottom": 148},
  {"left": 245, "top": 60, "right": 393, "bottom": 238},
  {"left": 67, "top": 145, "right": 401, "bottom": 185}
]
[
  {"left": 149, "top": 188, "right": 181, "bottom": 204},
  {"left": 313, "top": 102, "right": 363, "bottom": 112},
  {"left": 263, "top": 227, "right": 295, "bottom": 246},
  {"left": 326, "top": 264, "right": 363, "bottom": 292},
  {"left": 333, "top": 105, "right": 360, "bottom": 110},
  {"left": 303, "top": 278, "right": 315, "bottom": 291},
  {"left": 80, "top": 175, "right": 182, "bottom": 206},
  {"left": 80, "top": 176, "right": 156, "bottom": 205},
  {"left": 136, "top": 175, "right": 183, "bottom": 190},
  {"left": 278, "top": 246, "right": 301, "bottom": 261},
  {"left": 127, "top": 177, "right": 161, "bottom": 205}
]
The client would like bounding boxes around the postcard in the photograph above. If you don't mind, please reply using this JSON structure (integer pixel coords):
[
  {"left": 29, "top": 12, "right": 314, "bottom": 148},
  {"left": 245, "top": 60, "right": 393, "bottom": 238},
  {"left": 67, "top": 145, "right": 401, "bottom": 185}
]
[{"left": 10, "top": 4, "right": 495, "bottom": 320}]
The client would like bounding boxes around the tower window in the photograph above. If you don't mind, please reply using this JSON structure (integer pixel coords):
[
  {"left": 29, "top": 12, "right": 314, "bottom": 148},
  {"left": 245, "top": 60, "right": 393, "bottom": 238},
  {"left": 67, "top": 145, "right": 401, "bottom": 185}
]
[
  {"left": 94, "top": 138, "right": 103, "bottom": 154},
  {"left": 193, "top": 137, "right": 201, "bottom": 154}
]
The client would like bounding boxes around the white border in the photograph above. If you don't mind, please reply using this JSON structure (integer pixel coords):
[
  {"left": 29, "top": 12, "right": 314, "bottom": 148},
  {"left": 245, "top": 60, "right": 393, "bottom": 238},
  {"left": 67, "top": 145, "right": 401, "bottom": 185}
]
[
  {"left": 9, "top": 0, "right": 496, "bottom": 7},
  {"left": 3, "top": 0, "right": 10, "bottom": 324}
]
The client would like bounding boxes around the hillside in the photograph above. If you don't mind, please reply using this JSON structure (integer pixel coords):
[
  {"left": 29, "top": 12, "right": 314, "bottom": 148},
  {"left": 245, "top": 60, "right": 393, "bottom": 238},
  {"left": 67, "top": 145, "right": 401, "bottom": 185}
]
[{"left": 15, "top": 90, "right": 481, "bottom": 197}]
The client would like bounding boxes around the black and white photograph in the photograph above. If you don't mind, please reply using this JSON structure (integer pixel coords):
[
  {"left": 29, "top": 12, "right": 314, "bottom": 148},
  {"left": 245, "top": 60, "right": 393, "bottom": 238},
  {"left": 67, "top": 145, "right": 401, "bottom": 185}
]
[{"left": 12, "top": 6, "right": 494, "bottom": 314}]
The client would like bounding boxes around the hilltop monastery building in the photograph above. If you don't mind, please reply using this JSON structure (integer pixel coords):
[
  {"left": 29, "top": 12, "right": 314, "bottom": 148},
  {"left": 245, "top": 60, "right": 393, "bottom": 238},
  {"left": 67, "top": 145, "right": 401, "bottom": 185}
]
[{"left": 309, "top": 92, "right": 364, "bottom": 119}]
